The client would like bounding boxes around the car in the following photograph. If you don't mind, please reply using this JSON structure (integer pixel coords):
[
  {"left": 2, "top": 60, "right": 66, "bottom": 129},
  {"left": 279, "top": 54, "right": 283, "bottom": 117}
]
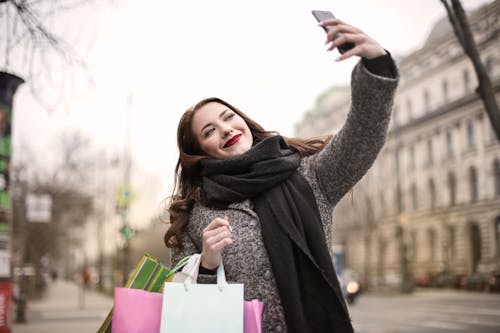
[{"left": 338, "top": 269, "right": 362, "bottom": 305}]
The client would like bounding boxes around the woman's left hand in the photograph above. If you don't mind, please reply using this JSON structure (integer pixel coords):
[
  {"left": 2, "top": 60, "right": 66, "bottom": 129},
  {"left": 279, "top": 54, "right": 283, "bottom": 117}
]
[{"left": 320, "top": 18, "right": 386, "bottom": 61}]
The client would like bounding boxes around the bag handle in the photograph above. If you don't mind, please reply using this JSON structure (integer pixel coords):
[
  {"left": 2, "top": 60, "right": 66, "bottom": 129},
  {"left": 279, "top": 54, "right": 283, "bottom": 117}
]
[{"left": 183, "top": 254, "right": 228, "bottom": 291}]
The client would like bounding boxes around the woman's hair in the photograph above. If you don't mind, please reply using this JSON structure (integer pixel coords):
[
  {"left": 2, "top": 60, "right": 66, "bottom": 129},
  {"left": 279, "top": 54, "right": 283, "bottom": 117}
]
[{"left": 164, "top": 97, "right": 332, "bottom": 249}]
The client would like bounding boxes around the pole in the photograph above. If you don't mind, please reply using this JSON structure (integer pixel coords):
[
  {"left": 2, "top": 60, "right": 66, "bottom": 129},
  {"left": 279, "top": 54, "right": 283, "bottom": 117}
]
[
  {"left": 97, "top": 151, "right": 106, "bottom": 291},
  {"left": 15, "top": 184, "right": 27, "bottom": 323},
  {"left": 394, "top": 134, "right": 414, "bottom": 293},
  {"left": 121, "top": 93, "right": 133, "bottom": 286}
]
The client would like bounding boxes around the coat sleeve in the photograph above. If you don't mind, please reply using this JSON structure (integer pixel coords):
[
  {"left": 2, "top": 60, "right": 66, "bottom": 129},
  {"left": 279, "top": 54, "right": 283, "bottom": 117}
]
[
  {"left": 312, "top": 58, "right": 399, "bottom": 206},
  {"left": 169, "top": 209, "right": 218, "bottom": 284},
  {"left": 169, "top": 229, "right": 201, "bottom": 268}
]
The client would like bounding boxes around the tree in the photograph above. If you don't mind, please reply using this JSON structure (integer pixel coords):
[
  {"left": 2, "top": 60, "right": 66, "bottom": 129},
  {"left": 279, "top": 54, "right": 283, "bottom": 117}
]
[
  {"left": 0, "top": 0, "right": 112, "bottom": 109},
  {"left": 441, "top": 0, "right": 500, "bottom": 141},
  {"left": 11, "top": 130, "right": 99, "bottom": 299}
]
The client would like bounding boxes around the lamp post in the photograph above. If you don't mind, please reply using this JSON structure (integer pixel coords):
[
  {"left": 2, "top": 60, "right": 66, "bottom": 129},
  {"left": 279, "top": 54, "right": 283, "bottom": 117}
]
[
  {"left": 119, "top": 93, "right": 133, "bottom": 285},
  {"left": 397, "top": 216, "right": 414, "bottom": 293}
]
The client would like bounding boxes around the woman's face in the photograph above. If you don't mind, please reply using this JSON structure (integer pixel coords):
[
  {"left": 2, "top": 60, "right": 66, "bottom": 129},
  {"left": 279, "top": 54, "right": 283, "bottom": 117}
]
[{"left": 191, "top": 102, "right": 253, "bottom": 159}]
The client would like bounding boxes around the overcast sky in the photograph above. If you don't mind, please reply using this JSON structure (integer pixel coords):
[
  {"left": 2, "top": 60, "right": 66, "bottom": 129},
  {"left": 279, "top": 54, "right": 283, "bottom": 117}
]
[{"left": 10, "top": 0, "right": 493, "bottom": 227}]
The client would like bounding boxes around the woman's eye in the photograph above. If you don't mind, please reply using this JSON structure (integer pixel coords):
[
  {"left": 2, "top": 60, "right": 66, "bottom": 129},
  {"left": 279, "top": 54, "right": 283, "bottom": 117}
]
[
  {"left": 203, "top": 128, "right": 215, "bottom": 138},
  {"left": 225, "top": 113, "right": 235, "bottom": 121}
]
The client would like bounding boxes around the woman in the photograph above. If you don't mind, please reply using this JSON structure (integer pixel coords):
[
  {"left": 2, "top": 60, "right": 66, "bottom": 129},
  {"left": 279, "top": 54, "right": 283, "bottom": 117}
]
[{"left": 165, "top": 18, "right": 399, "bottom": 332}]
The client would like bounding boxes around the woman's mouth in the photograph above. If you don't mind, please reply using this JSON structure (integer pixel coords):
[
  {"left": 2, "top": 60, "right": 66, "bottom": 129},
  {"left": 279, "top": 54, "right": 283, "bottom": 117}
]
[{"left": 223, "top": 134, "right": 242, "bottom": 148}]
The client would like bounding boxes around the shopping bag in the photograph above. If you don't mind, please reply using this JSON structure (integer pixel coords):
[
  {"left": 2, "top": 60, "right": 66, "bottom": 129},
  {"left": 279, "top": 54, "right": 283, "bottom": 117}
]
[
  {"left": 244, "top": 299, "right": 264, "bottom": 333},
  {"left": 97, "top": 254, "right": 190, "bottom": 333},
  {"left": 159, "top": 254, "right": 244, "bottom": 332},
  {"left": 111, "top": 288, "right": 163, "bottom": 333}
]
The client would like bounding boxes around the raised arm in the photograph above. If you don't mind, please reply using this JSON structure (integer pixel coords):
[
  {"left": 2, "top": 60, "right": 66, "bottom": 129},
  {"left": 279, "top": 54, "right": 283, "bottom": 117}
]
[{"left": 312, "top": 18, "right": 399, "bottom": 205}]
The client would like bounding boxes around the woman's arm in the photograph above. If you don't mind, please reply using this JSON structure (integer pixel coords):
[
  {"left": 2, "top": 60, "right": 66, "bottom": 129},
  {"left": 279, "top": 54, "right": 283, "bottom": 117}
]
[
  {"left": 311, "top": 18, "right": 399, "bottom": 205},
  {"left": 169, "top": 229, "right": 218, "bottom": 282},
  {"left": 313, "top": 59, "right": 398, "bottom": 206}
]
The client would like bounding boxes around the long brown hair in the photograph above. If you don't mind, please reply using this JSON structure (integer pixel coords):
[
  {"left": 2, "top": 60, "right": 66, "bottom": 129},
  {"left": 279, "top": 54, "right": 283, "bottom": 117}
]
[{"left": 164, "top": 97, "right": 332, "bottom": 249}]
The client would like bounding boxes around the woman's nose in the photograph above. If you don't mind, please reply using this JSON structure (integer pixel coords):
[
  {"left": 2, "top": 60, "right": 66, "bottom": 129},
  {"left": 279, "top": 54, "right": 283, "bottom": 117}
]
[{"left": 222, "top": 127, "right": 233, "bottom": 138}]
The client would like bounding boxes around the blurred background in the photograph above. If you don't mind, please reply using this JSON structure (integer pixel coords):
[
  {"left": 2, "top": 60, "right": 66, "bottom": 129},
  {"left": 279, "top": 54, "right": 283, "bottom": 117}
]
[{"left": 0, "top": 0, "right": 499, "bottom": 332}]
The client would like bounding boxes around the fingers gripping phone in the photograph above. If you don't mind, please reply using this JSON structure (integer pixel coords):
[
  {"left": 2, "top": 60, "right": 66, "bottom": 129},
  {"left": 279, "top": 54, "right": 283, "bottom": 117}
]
[{"left": 311, "top": 10, "right": 355, "bottom": 54}]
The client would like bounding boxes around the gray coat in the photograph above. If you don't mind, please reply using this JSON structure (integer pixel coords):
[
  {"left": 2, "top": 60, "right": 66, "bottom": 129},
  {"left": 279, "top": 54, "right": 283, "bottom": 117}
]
[{"left": 170, "top": 60, "right": 399, "bottom": 332}]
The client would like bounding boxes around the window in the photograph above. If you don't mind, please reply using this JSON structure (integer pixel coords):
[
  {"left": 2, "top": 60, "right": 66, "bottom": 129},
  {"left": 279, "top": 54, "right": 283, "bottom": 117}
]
[
  {"left": 396, "top": 185, "right": 404, "bottom": 213},
  {"left": 393, "top": 105, "right": 399, "bottom": 126},
  {"left": 467, "top": 119, "right": 475, "bottom": 150},
  {"left": 442, "top": 79, "right": 449, "bottom": 102},
  {"left": 427, "top": 138, "right": 433, "bottom": 165},
  {"left": 406, "top": 98, "right": 413, "bottom": 119},
  {"left": 496, "top": 217, "right": 500, "bottom": 258},
  {"left": 424, "top": 89, "right": 431, "bottom": 112},
  {"left": 446, "top": 129, "right": 454, "bottom": 157},
  {"left": 485, "top": 56, "right": 494, "bottom": 78},
  {"left": 448, "top": 172, "right": 457, "bottom": 206},
  {"left": 463, "top": 68, "right": 471, "bottom": 93},
  {"left": 428, "top": 229, "right": 436, "bottom": 261},
  {"left": 411, "top": 183, "right": 418, "bottom": 210},
  {"left": 447, "top": 225, "right": 456, "bottom": 259},
  {"left": 395, "top": 146, "right": 402, "bottom": 174},
  {"left": 411, "top": 230, "right": 417, "bottom": 260},
  {"left": 495, "top": 159, "right": 500, "bottom": 197},
  {"left": 409, "top": 145, "right": 416, "bottom": 170},
  {"left": 469, "top": 166, "right": 478, "bottom": 202},
  {"left": 429, "top": 178, "right": 436, "bottom": 209}
]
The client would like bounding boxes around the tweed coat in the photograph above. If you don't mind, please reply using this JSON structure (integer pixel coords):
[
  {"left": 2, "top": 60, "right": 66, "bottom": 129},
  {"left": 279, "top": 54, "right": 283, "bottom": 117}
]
[{"left": 170, "top": 59, "right": 399, "bottom": 332}]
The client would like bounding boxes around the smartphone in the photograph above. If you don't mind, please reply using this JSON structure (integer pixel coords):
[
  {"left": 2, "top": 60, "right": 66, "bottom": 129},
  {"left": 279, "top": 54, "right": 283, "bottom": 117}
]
[{"left": 311, "top": 10, "right": 354, "bottom": 54}]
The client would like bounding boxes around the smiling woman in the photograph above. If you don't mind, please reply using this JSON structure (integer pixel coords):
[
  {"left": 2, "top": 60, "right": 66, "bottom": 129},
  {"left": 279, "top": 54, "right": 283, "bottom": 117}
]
[{"left": 162, "top": 14, "right": 400, "bottom": 331}]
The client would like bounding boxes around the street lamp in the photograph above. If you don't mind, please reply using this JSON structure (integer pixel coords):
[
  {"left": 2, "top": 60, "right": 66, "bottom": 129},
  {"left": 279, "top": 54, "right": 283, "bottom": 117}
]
[{"left": 397, "top": 214, "right": 414, "bottom": 293}]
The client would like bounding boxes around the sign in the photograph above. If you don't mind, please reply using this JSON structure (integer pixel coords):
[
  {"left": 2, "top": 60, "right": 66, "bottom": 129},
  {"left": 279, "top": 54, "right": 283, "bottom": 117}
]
[
  {"left": 26, "top": 194, "right": 52, "bottom": 223},
  {"left": 0, "top": 251, "right": 9, "bottom": 278},
  {"left": 13, "top": 266, "right": 34, "bottom": 277},
  {"left": 120, "top": 226, "right": 133, "bottom": 240},
  {"left": 116, "top": 184, "right": 134, "bottom": 208},
  {"left": 0, "top": 282, "right": 12, "bottom": 332}
]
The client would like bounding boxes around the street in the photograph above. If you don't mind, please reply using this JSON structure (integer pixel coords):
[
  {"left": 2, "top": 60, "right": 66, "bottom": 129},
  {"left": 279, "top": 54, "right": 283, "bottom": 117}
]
[
  {"left": 12, "top": 280, "right": 112, "bottom": 333},
  {"left": 349, "top": 289, "right": 500, "bottom": 333},
  {"left": 11, "top": 281, "right": 500, "bottom": 332}
]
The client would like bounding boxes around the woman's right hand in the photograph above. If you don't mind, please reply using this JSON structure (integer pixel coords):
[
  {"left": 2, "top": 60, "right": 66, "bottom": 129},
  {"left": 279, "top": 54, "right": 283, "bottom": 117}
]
[{"left": 201, "top": 216, "right": 233, "bottom": 270}]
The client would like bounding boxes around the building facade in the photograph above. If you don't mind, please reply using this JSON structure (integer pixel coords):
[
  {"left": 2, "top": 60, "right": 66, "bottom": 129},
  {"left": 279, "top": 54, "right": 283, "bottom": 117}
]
[{"left": 296, "top": 0, "right": 500, "bottom": 290}]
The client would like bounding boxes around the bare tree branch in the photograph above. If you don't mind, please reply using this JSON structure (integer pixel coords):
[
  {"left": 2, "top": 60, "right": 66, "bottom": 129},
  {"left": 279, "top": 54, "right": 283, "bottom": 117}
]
[
  {"left": 1, "top": 0, "right": 105, "bottom": 111},
  {"left": 440, "top": 0, "right": 466, "bottom": 48},
  {"left": 441, "top": 0, "right": 500, "bottom": 142}
]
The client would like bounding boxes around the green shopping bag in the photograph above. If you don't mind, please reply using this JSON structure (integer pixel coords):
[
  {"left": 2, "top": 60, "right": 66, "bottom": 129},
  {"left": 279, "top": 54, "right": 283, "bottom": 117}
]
[{"left": 97, "top": 253, "right": 189, "bottom": 333}]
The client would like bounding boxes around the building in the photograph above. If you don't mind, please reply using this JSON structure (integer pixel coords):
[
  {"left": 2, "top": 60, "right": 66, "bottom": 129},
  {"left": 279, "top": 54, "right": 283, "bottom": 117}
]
[{"left": 295, "top": 0, "right": 500, "bottom": 290}]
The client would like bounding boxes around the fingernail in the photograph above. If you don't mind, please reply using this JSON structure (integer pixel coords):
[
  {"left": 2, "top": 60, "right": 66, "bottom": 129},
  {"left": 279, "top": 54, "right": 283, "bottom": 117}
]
[{"left": 229, "top": 226, "right": 233, "bottom": 232}]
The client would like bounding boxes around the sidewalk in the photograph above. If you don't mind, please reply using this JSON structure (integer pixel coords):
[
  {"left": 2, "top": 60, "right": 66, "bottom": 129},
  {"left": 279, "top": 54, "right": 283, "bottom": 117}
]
[{"left": 13, "top": 280, "right": 113, "bottom": 333}]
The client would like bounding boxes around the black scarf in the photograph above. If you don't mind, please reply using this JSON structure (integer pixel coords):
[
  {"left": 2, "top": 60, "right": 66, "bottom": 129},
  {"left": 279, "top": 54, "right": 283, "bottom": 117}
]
[{"left": 200, "top": 136, "right": 354, "bottom": 333}]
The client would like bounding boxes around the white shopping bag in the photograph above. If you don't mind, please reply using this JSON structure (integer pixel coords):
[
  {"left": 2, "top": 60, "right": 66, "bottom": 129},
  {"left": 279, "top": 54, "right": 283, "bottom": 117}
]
[{"left": 160, "top": 254, "right": 244, "bottom": 333}]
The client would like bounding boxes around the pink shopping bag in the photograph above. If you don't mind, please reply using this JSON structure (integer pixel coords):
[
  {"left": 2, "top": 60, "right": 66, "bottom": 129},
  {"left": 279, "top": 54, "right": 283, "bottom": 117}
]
[
  {"left": 244, "top": 299, "right": 264, "bottom": 333},
  {"left": 112, "top": 287, "right": 163, "bottom": 333}
]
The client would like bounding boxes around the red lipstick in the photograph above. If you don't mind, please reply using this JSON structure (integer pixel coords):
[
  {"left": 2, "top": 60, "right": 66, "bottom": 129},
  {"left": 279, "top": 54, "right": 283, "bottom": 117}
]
[{"left": 224, "top": 134, "right": 242, "bottom": 148}]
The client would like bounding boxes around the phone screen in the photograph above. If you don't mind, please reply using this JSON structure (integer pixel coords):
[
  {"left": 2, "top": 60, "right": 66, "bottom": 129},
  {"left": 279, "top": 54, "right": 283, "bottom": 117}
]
[
  {"left": 311, "top": 10, "right": 336, "bottom": 33},
  {"left": 311, "top": 10, "right": 354, "bottom": 54}
]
